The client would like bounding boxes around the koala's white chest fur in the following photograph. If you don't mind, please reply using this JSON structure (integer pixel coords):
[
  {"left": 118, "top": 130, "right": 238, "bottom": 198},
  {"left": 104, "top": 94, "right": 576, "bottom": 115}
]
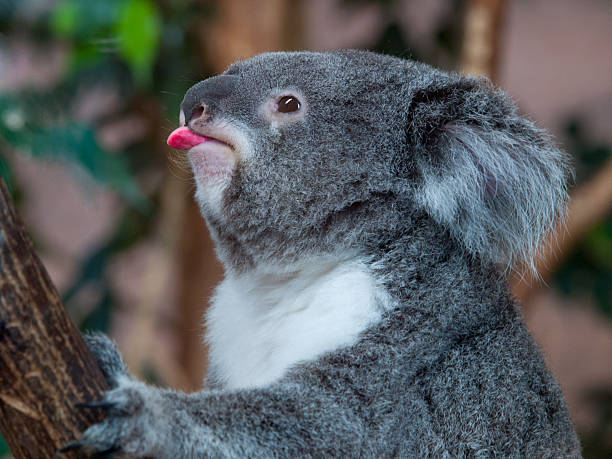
[{"left": 205, "top": 258, "right": 388, "bottom": 390}]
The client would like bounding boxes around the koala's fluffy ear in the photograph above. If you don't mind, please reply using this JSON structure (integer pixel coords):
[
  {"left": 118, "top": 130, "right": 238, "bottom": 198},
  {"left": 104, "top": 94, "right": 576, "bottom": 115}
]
[{"left": 406, "top": 77, "right": 571, "bottom": 271}]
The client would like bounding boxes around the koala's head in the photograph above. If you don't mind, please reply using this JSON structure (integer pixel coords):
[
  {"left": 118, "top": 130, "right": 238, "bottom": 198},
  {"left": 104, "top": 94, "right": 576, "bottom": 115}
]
[{"left": 168, "top": 50, "right": 570, "bottom": 273}]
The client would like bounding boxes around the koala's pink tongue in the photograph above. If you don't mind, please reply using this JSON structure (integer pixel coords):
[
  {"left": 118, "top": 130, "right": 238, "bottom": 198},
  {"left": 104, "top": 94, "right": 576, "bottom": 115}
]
[{"left": 167, "top": 126, "right": 211, "bottom": 149}]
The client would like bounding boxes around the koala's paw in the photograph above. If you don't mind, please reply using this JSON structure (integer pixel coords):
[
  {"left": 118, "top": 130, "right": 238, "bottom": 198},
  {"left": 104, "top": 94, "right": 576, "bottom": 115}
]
[
  {"left": 83, "top": 332, "right": 129, "bottom": 386},
  {"left": 62, "top": 377, "right": 161, "bottom": 457}
]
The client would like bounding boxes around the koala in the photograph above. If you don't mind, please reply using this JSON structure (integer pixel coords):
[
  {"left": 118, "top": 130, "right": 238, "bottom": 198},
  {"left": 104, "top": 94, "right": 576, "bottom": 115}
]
[{"left": 66, "top": 50, "right": 581, "bottom": 457}]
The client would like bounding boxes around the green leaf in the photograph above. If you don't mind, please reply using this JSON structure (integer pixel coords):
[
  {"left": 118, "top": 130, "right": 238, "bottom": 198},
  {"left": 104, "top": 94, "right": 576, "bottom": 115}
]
[
  {"left": 32, "top": 124, "right": 149, "bottom": 210},
  {"left": 50, "top": 0, "right": 79, "bottom": 37},
  {"left": 115, "top": 0, "right": 162, "bottom": 87},
  {"left": 49, "top": 0, "right": 124, "bottom": 40},
  {"left": 0, "top": 95, "right": 149, "bottom": 210}
]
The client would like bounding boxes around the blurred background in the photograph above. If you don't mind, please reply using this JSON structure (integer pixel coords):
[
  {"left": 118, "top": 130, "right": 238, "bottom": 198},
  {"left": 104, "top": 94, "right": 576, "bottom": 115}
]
[{"left": 0, "top": 0, "right": 611, "bottom": 456}]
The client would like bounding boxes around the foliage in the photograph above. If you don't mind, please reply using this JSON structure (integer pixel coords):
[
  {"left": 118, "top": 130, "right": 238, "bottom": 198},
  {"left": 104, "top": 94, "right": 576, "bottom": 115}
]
[
  {"left": 50, "top": 0, "right": 162, "bottom": 87},
  {"left": 0, "top": 93, "right": 147, "bottom": 208},
  {"left": 0, "top": 0, "right": 212, "bottom": 336}
]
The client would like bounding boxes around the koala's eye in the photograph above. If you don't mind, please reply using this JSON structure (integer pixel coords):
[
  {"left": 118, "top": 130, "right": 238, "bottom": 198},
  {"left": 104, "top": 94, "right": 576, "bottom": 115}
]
[{"left": 276, "top": 95, "right": 301, "bottom": 113}]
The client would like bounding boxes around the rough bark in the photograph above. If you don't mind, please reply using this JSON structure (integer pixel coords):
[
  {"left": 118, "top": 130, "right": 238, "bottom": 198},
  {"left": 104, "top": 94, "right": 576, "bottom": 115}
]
[{"left": 0, "top": 178, "right": 109, "bottom": 458}]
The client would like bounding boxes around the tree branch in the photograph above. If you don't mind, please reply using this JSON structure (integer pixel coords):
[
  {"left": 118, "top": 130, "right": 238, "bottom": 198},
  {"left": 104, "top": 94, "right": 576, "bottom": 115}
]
[
  {"left": 511, "top": 156, "right": 612, "bottom": 299},
  {"left": 0, "top": 178, "right": 109, "bottom": 458}
]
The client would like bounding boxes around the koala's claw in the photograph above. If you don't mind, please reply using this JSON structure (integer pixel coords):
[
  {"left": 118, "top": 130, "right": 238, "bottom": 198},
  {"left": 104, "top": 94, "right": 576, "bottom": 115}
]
[
  {"left": 75, "top": 400, "right": 117, "bottom": 410},
  {"left": 58, "top": 441, "right": 121, "bottom": 458},
  {"left": 58, "top": 440, "right": 86, "bottom": 453},
  {"left": 64, "top": 377, "right": 159, "bottom": 457},
  {"left": 90, "top": 445, "right": 122, "bottom": 458}
]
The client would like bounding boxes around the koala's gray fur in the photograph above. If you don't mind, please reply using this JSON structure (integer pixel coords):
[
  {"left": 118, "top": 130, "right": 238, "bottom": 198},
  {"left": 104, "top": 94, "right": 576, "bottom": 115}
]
[{"left": 75, "top": 50, "right": 581, "bottom": 457}]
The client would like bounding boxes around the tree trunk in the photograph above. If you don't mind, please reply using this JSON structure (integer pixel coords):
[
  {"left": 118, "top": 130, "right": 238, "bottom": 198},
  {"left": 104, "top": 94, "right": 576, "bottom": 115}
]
[{"left": 0, "top": 178, "right": 109, "bottom": 458}]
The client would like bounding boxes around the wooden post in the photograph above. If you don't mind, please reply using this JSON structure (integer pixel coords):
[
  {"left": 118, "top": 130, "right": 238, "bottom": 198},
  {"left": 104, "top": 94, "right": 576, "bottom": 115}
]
[
  {"left": 461, "top": 0, "right": 506, "bottom": 80},
  {"left": 0, "top": 178, "right": 109, "bottom": 458}
]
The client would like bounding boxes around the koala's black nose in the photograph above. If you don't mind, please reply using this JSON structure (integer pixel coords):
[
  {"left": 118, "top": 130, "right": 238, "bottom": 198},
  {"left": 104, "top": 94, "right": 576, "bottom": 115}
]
[{"left": 181, "top": 74, "right": 239, "bottom": 124}]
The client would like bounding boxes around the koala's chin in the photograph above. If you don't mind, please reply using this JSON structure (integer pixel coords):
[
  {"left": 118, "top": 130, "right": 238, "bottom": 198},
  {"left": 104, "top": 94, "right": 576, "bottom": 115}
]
[
  {"left": 189, "top": 140, "right": 235, "bottom": 213},
  {"left": 168, "top": 119, "right": 248, "bottom": 216}
]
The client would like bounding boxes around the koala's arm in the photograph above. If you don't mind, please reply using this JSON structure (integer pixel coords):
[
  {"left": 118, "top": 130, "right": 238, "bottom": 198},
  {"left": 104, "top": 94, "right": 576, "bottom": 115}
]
[{"left": 76, "top": 334, "right": 445, "bottom": 458}]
